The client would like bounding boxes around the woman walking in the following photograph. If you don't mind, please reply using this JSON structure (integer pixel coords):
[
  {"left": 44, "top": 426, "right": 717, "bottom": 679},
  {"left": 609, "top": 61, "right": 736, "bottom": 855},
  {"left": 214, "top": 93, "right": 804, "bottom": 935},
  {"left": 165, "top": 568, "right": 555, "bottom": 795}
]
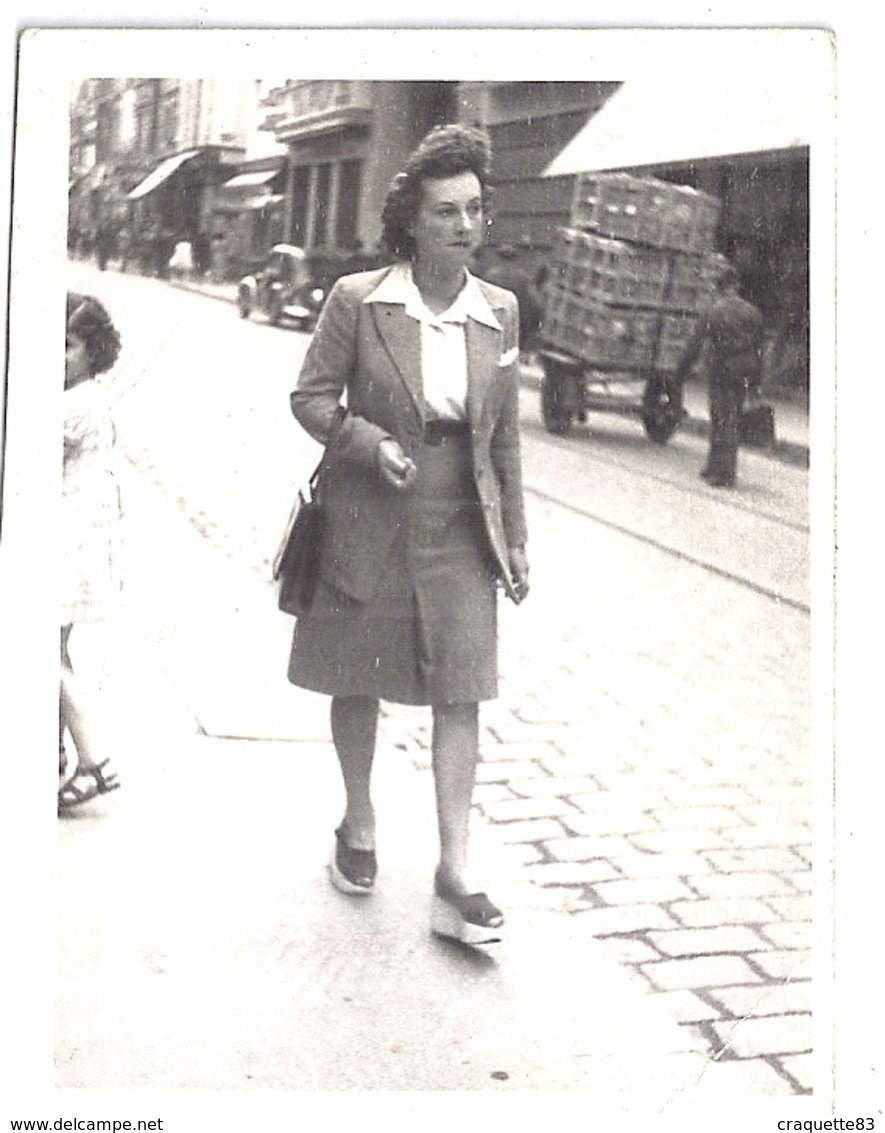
[{"left": 287, "top": 124, "right": 529, "bottom": 945}]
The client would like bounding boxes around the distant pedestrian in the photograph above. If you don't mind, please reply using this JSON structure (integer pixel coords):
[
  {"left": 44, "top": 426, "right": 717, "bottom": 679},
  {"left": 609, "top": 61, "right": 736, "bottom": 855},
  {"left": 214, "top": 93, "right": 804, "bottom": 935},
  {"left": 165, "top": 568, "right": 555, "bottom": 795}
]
[
  {"left": 95, "top": 225, "right": 113, "bottom": 272},
  {"left": 209, "top": 233, "right": 229, "bottom": 283},
  {"left": 58, "top": 293, "right": 124, "bottom": 811},
  {"left": 674, "top": 264, "right": 764, "bottom": 488},
  {"left": 192, "top": 230, "right": 210, "bottom": 277},
  {"left": 168, "top": 237, "right": 195, "bottom": 281},
  {"left": 156, "top": 227, "right": 176, "bottom": 279},
  {"left": 117, "top": 228, "right": 132, "bottom": 273}
]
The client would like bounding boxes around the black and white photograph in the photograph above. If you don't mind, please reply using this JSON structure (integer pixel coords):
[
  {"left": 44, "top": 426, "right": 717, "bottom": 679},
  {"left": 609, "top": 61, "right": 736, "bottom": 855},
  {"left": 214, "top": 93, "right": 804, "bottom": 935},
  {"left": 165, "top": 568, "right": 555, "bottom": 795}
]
[{"left": 0, "top": 12, "right": 868, "bottom": 1129}]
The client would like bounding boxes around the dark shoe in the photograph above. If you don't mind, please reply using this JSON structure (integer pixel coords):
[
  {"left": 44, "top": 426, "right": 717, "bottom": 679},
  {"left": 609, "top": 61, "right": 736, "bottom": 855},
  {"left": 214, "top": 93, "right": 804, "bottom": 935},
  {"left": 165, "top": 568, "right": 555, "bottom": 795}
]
[
  {"left": 431, "top": 868, "right": 503, "bottom": 946},
  {"left": 705, "top": 476, "right": 735, "bottom": 488},
  {"left": 329, "top": 824, "right": 376, "bottom": 895}
]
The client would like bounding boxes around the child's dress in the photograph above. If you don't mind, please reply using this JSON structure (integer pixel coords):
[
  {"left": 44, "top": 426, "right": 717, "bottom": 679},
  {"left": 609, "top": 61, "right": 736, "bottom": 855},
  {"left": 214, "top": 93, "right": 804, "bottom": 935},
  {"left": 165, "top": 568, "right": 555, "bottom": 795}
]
[{"left": 62, "top": 378, "right": 123, "bottom": 625}]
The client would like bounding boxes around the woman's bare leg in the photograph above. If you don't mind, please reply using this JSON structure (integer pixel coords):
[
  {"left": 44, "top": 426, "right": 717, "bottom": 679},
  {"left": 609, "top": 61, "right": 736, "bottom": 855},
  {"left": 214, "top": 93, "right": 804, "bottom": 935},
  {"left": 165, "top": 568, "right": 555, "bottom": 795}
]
[
  {"left": 330, "top": 695, "right": 379, "bottom": 850},
  {"left": 431, "top": 701, "right": 480, "bottom": 893}
]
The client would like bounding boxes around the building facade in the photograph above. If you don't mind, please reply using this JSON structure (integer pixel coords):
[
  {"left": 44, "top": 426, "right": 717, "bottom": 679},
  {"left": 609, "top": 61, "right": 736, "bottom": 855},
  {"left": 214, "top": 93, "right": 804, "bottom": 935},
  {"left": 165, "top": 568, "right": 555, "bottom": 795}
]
[
  {"left": 262, "top": 80, "right": 457, "bottom": 258},
  {"left": 68, "top": 79, "right": 620, "bottom": 279},
  {"left": 68, "top": 78, "right": 278, "bottom": 275}
]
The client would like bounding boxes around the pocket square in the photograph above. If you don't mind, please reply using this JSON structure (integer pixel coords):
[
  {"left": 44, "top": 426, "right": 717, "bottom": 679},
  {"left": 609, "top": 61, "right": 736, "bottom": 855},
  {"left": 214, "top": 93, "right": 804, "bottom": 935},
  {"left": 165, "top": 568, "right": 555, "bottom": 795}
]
[{"left": 498, "top": 347, "right": 519, "bottom": 368}]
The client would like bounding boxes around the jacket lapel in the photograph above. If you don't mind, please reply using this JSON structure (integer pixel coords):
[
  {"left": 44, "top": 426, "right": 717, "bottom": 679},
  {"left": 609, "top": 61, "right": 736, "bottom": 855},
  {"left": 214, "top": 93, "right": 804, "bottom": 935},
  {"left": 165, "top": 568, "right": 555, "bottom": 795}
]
[{"left": 371, "top": 303, "right": 425, "bottom": 418}]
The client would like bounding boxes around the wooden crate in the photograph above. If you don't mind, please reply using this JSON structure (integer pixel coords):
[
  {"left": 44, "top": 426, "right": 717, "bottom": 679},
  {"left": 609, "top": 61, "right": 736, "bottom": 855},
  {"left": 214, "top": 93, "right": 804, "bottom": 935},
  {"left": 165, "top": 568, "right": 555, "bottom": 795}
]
[
  {"left": 541, "top": 286, "right": 660, "bottom": 370},
  {"left": 549, "top": 228, "right": 670, "bottom": 308},
  {"left": 571, "top": 172, "right": 720, "bottom": 254},
  {"left": 549, "top": 229, "right": 726, "bottom": 317}
]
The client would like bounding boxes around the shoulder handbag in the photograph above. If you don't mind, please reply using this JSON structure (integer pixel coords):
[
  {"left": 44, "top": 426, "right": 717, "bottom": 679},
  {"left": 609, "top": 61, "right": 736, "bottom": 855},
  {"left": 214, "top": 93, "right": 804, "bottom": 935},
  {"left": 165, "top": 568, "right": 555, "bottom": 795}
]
[{"left": 272, "top": 410, "right": 344, "bottom": 617}]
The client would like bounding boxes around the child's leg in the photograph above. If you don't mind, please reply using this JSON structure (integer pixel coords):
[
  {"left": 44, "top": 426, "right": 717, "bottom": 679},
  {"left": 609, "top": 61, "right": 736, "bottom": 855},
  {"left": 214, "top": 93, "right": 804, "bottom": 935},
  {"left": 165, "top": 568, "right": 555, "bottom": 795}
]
[{"left": 60, "top": 624, "right": 101, "bottom": 773}]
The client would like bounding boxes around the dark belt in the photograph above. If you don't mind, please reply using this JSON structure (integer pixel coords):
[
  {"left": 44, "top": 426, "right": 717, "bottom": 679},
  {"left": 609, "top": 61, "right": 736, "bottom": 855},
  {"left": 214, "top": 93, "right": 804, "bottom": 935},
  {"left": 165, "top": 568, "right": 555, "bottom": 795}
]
[{"left": 423, "top": 419, "right": 470, "bottom": 446}]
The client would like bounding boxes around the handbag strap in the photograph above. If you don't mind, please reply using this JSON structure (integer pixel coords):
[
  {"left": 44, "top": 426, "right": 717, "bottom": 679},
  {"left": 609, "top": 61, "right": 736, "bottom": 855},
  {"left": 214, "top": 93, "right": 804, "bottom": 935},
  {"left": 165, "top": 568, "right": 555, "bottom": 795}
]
[{"left": 309, "top": 405, "right": 347, "bottom": 497}]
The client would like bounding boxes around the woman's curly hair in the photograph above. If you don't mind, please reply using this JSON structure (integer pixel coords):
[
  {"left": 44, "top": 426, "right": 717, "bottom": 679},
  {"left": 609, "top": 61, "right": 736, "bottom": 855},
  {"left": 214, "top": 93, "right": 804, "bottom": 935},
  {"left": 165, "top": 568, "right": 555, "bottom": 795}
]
[
  {"left": 66, "top": 292, "right": 122, "bottom": 376},
  {"left": 380, "top": 124, "right": 494, "bottom": 261}
]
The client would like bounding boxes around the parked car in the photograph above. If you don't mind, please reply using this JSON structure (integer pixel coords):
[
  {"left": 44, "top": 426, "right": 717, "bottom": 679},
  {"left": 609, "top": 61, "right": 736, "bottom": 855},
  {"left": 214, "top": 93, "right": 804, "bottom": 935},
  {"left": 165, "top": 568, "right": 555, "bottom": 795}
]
[{"left": 237, "top": 244, "right": 330, "bottom": 331}]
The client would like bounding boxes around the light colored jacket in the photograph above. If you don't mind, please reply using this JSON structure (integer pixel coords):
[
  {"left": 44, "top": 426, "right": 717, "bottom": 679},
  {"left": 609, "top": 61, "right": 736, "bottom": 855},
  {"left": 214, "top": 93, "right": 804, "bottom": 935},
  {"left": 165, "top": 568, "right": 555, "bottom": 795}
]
[{"left": 290, "top": 266, "right": 528, "bottom": 604}]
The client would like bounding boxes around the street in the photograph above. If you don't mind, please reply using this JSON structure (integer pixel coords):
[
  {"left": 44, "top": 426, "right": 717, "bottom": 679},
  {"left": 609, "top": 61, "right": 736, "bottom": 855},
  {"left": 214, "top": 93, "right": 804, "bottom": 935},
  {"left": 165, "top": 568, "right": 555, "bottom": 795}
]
[{"left": 57, "top": 260, "right": 816, "bottom": 1096}]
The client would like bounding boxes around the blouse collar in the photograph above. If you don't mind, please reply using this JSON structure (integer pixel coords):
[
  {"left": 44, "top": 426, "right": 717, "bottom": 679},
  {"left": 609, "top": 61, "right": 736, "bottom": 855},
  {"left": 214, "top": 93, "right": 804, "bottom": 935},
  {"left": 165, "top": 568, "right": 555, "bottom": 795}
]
[{"left": 364, "top": 261, "right": 501, "bottom": 331}]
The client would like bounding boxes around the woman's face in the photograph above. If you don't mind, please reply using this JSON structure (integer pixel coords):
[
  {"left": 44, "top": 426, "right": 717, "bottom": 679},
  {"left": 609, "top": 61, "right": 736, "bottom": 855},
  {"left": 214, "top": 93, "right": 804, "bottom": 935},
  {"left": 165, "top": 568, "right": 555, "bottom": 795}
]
[
  {"left": 410, "top": 171, "right": 484, "bottom": 272},
  {"left": 65, "top": 328, "right": 92, "bottom": 389}
]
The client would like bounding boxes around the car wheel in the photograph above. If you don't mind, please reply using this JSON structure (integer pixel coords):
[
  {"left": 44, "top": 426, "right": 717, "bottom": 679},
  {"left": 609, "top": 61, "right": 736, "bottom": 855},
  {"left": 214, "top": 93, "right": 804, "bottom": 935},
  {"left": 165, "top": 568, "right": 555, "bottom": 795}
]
[{"left": 237, "top": 286, "right": 251, "bottom": 319}]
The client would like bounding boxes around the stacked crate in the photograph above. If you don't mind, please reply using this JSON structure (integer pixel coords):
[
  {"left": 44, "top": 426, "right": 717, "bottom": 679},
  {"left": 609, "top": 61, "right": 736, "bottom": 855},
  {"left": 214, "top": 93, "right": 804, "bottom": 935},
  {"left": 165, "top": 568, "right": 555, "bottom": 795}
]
[{"left": 540, "top": 172, "right": 723, "bottom": 372}]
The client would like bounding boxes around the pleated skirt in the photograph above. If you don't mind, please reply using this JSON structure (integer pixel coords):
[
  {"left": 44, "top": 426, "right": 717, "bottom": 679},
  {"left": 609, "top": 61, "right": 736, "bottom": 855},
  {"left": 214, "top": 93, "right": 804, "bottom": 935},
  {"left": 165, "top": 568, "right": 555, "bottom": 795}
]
[{"left": 287, "top": 432, "right": 498, "bottom": 705}]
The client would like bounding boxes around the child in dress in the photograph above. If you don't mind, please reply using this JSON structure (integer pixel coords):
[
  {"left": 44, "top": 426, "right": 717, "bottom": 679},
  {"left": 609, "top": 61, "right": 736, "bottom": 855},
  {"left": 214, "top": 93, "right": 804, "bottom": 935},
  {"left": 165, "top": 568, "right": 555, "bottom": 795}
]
[{"left": 58, "top": 293, "right": 123, "bottom": 810}]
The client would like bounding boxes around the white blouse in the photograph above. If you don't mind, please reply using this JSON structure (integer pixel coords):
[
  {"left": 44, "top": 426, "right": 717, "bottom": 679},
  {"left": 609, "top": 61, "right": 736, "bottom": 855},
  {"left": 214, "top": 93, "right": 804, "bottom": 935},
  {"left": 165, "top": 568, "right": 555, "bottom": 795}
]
[{"left": 364, "top": 262, "right": 502, "bottom": 420}]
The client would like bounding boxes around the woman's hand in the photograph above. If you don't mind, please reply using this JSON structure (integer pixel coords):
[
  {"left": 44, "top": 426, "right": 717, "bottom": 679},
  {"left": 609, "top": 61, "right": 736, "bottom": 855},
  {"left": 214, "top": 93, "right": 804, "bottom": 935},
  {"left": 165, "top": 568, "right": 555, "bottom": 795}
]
[
  {"left": 377, "top": 438, "right": 418, "bottom": 491},
  {"left": 508, "top": 545, "right": 530, "bottom": 604}
]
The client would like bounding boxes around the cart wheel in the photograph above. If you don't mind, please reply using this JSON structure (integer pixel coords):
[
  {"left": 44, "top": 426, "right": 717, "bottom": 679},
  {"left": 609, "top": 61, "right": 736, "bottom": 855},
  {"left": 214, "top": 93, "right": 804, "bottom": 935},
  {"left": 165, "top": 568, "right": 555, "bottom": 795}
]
[
  {"left": 541, "top": 360, "right": 575, "bottom": 435},
  {"left": 237, "top": 286, "right": 251, "bottom": 319},
  {"left": 642, "top": 377, "right": 682, "bottom": 444}
]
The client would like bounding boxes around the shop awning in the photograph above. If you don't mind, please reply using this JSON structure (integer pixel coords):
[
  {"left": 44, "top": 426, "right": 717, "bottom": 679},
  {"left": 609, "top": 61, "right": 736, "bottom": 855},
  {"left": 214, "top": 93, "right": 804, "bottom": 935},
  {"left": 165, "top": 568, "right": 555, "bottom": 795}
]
[
  {"left": 127, "top": 149, "right": 201, "bottom": 200},
  {"left": 214, "top": 192, "right": 284, "bottom": 213},
  {"left": 222, "top": 169, "right": 280, "bottom": 190},
  {"left": 543, "top": 38, "right": 825, "bottom": 177}
]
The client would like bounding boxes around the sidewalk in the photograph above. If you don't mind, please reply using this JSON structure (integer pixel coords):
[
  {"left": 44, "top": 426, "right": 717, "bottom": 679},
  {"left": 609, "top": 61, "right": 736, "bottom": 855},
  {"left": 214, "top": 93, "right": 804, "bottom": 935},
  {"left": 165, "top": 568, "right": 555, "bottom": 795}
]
[
  {"left": 55, "top": 461, "right": 716, "bottom": 1097},
  {"left": 169, "top": 273, "right": 810, "bottom": 466}
]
